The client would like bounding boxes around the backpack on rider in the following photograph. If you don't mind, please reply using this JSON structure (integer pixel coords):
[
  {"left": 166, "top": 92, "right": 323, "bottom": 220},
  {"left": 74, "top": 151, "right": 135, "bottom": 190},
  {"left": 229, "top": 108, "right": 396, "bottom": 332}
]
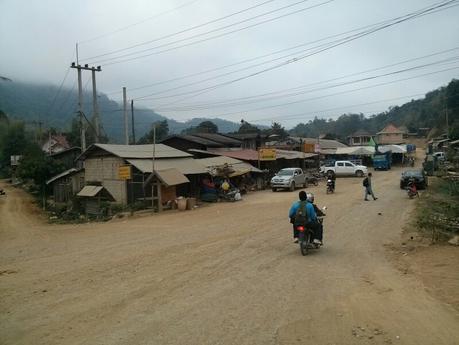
[{"left": 294, "top": 200, "right": 309, "bottom": 226}]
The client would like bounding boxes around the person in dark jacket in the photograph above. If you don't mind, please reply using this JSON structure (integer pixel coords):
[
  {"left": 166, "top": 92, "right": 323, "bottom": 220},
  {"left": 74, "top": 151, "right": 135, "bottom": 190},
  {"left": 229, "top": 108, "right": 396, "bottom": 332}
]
[{"left": 363, "top": 172, "right": 378, "bottom": 201}]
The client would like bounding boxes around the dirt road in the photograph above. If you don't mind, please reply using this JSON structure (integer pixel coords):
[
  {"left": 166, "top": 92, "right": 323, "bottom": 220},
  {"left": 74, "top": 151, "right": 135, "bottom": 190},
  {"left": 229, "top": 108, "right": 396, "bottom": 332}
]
[{"left": 1, "top": 166, "right": 459, "bottom": 345}]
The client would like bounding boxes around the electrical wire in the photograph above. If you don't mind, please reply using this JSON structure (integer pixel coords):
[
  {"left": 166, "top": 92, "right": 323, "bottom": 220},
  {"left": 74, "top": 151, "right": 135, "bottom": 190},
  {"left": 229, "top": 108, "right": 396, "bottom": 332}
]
[
  {"left": 78, "top": 0, "right": 201, "bottom": 45},
  {"left": 81, "top": 0, "right": 280, "bottom": 61},
  {"left": 96, "top": 0, "right": 334, "bottom": 66},
  {"left": 135, "top": 0, "right": 458, "bottom": 106},
  {"left": 148, "top": 56, "right": 459, "bottom": 111},
  {"left": 191, "top": 65, "right": 459, "bottom": 119}
]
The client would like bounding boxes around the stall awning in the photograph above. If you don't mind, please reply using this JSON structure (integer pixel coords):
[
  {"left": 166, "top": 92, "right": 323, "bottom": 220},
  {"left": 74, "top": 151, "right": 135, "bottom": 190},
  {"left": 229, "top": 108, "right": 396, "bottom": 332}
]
[
  {"left": 127, "top": 158, "right": 207, "bottom": 175},
  {"left": 144, "top": 168, "right": 190, "bottom": 188},
  {"left": 335, "top": 146, "right": 375, "bottom": 155},
  {"left": 196, "top": 156, "right": 262, "bottom": 177},
  {"left": 378, "top": 145, "right": 407, "bottom": 154},
  {"left": 155, "top": 168, "right": 189, "bottom": 187}
]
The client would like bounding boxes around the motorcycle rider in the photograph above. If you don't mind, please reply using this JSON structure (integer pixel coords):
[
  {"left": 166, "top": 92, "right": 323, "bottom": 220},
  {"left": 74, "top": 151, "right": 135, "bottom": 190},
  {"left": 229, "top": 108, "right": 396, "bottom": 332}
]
[
  {"left": 289, "top": 191, "right": 321, "bottom": 244},
  {"left": 307, "top": 192, "right": 324, "bottom": 244},
  {"left": 326, "top": 171, "right": 336, "bottom": 192}
]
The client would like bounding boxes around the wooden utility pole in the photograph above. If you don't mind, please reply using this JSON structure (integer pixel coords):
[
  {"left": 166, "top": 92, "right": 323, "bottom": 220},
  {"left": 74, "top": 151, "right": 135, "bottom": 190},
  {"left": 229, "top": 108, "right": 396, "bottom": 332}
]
[
  {"left": 91, "top": 67, "right": 102, "bottom": 142},
  {"left": 123, "top": 87, "right": 129, "bottom": 145},
  {"left": 71, "top": 62, "right": 101, "bottom": 150},
  {"left": 131, "top": 100, "right": 135, "bottom": 144}
]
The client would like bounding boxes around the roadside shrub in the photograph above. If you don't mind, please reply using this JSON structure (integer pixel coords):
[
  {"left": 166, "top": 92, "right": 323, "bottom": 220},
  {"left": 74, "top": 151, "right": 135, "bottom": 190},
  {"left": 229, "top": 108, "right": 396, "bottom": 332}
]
[{"left": 416, "top": 178, "right": 459, "bottom": 242}]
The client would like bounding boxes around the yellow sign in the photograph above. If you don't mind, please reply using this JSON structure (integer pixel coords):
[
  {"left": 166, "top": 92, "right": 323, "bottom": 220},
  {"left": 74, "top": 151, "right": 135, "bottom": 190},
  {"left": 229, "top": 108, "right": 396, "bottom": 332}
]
[
  {"left": 303, "top": 143, "right": 315, "bottom": 153},
  {"left": 118, "top": 165, "right": 132, "bottom": 180},
  {"left": 258, "top": 148, "right": 276, "bottom": 161}
]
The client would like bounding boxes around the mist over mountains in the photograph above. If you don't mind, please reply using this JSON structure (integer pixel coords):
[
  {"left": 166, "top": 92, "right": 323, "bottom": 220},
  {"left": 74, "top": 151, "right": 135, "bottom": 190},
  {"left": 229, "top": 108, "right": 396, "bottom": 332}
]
[
  {"left": 0, "top": 79, "right": 241, "bottom": 142},
  {"left": 1, "top": 78, "right": 458, "bottom": 143}
]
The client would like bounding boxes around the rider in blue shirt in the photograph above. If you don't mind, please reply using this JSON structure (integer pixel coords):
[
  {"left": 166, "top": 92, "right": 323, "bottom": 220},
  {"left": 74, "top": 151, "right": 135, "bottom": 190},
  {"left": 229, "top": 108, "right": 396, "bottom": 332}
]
[
  {"left": 289, "top": 191, "right": 321, "bottom": 244},
  {"left": 289, "top": 191, "right": 317, "bottom": 222}
]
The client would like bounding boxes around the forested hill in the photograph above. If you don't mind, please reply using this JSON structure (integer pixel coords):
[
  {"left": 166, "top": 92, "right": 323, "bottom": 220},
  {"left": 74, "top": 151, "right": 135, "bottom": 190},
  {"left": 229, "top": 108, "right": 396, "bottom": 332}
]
[
  {"left": 0, "top": 80, "right": 240, "bottom": 141},
  {"left": 290, "top": 79, "right": 459, "bottom": 140}
]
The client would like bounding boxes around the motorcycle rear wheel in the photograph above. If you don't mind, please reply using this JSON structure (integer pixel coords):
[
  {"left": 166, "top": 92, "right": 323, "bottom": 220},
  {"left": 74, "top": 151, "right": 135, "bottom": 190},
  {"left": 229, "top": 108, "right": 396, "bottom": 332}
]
[{"left": 300, "top": 233, "right": 311, "bottom": 256}]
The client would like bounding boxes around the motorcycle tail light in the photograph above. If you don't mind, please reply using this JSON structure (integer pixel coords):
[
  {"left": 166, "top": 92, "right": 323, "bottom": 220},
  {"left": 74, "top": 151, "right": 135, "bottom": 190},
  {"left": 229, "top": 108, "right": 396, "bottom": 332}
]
[{"left": 297, "top": 226, "right": 305, "bottom": 231}]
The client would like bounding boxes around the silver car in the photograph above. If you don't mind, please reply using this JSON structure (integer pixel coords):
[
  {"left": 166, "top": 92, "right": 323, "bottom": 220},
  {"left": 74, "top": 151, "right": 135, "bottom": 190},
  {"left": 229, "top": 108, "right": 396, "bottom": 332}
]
[{"left": 271, "top": 168, "right": 307, "bottom": 192}]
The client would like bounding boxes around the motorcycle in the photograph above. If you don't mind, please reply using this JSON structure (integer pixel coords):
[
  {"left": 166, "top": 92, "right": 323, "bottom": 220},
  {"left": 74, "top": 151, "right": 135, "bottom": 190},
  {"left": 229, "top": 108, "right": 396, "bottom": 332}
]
[
  {"left": 306, "top": 174, "right": 320, "bottom": 186},
  {"left": 406, "top": 182, "right": 418, "bottom": 199},
  {"left": 296, "top": 207, "right": 326, "bottom": 256},
  {"left": 326, "top": 179, "right": 335, "bottom": 194},
  {"left": 218, "top": 188, "right": 241, "bottom": 202}
]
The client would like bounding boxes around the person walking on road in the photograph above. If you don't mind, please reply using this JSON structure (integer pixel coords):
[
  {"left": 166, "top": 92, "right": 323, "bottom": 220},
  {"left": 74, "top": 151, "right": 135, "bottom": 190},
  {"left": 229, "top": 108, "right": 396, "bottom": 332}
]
[{"left": 363, "top": 172, "right": 378, "bottom": 201}]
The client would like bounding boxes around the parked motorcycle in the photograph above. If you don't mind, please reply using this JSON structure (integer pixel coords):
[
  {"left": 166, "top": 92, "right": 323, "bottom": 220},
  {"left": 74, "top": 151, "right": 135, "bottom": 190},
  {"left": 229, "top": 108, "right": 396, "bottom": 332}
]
[
  {"left": 326, "top": 179, "right": 335, "bottom": 194},
  {"left": 306, "top": 174, "right": 319, "bottom": 186},
  {"left": 406, "top": 182, "right": 419, "bottom": 199},
  {"left": 219, "top": 188, "right": 241, "bottom": 202}
]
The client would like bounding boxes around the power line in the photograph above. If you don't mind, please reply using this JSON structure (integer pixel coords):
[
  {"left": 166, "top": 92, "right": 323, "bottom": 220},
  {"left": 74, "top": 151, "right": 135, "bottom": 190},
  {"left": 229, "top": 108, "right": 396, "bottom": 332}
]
[
  {"left": 252, "top": 91, "right": 459, "bottom": 124},
  {"left": 134, "top": 0, "right": 459, "bottom": 105},
  {"left": 194, "top": 65, "right": 459, "bottom": 119},
  {"left": 82, "top": 0, "right": 280, "bottom": 61},
  {"left": 149, "top": 56, "right": 459, "bottom": 111},
  {"left": 99, "top": 67, "right": 459, "bottom": 129},
  {"left": 132, "top": 44, "right": 459, "bottom": 102},
  {"left": 88, "top": 0, "right": 334, "bottom": 66},
  {"left": 97, "top": 0, "right": 335, "bottom": 66},
  {"left": 96, "top": 0, "right": 458, "bottom": 68},
  {"left": 78, "top": 0, "right": 201, "bottom": 44}
]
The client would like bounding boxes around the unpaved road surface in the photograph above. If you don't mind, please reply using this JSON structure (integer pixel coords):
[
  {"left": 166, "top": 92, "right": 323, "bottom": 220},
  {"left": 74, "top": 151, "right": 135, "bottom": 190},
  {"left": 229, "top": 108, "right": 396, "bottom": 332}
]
[{"left": 1, "top": 166, "right": 459, "bottom": 345}]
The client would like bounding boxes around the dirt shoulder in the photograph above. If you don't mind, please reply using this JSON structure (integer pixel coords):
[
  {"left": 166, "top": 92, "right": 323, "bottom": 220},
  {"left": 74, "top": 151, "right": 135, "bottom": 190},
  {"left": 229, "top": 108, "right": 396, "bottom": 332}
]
[{"left": 1, "top": 169, "right": 459, "bottom": 345}]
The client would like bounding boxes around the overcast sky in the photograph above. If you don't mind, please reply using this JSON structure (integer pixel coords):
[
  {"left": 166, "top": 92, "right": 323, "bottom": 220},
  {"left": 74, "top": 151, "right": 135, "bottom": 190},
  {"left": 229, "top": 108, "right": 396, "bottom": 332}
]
[{"left": 1, "top": 0, "right": 459, "bottom": 128}]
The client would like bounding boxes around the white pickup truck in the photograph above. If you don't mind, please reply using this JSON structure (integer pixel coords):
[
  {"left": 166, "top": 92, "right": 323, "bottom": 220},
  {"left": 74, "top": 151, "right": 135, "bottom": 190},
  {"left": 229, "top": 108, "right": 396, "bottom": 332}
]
[
  {"left": 320, "top": 160, "right": 368, "bottom": 177},
  {"left": 271, "top": 168, "right": 308, "bottom": 192}
]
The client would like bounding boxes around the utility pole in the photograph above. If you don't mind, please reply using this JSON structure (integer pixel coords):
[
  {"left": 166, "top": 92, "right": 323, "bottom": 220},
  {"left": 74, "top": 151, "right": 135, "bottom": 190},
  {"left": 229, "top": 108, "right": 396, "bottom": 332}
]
[
  {"left": 131, "top": 99, "right": 136, "bottom": 144},
  {"left": 91, "top": 67, "right": 102, "bottom": 142},
  {"left": 445, "top": 105, "right": 449, "bottom": 139},
  {"left": 123, "top": 87, "right": 128, "bottom": 145},
  {"left": 71, "top": 62, "right": 101, "bottom": 150}
]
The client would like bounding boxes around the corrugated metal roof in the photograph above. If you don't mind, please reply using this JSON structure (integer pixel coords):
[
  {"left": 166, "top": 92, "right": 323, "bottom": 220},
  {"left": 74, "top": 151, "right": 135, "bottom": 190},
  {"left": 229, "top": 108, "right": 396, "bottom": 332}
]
[
  {"left": 155, "top": 168, "right": 190, "bottom": 187},
  {"left": 275, "top": 149, "right": 317, "bottom": 160},
  {"left": 294, "top": 137, "right": 348, "bottom": 149},
  {"left": 46, "top": 168, "right": 82, "bottom": 185},
  {"left": 127, "top": 158, "right": 207, "bottom": 175},
  {"left": 197, "top": 157, "right": 262, "bottom": 174},
  {"left": 80, "top": 143, "right": 192, "bottom": 160},
  {"left": 192, "top": 133, "right": 242, "bottom": 146},
  {"left": 161, "top": 135, "right": 224, "bottom": 147},
  {"left": 207, "top": 149, "right": 317, "bottom": 161},
  {"left": 77, "top": 185, "right": 103, "bottom": 197},
  {"left": 209, "top": 149, "right": 259, "bottom": 161},
  {"left": 377, "top": 124, "right": 403, "bottom": 134}
]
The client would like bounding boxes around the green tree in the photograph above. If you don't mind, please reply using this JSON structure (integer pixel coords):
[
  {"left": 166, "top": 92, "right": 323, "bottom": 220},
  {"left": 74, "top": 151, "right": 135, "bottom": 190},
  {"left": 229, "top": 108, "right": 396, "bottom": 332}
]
[
  {"left": 0, "top": 110, "right": 9, "bottom": 124},
  {"left": 0, "top": 121, "right": 31, "bottom": 175},
  {"left": 268, "top": 122, "right": 288, "bottom": 139},
  {"left": 137, "top": 120, "right": 169, "bottom": 144},
  {"left": 64, "top": 117, "right": 108, "bottom": 148},
  {"left": 238, "top": 120, "right": 259, "bottom": 134},
  {"left": 196, "top": 121, "right": 218, "bottom": 133},
  {"left": 16, "top": 144, "right": 64, "bottom": 187}
]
